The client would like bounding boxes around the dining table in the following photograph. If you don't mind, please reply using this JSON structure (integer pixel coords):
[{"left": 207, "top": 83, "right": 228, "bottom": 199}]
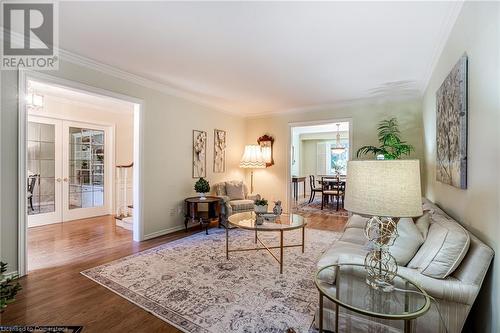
[{"left": 317, "top": 175, "right": 347, "bottom": 187}]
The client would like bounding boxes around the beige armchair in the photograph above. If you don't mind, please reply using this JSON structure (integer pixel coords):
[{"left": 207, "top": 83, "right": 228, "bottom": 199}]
[{"left": 212, "top": 180, "right": 261, "bottom": 226}]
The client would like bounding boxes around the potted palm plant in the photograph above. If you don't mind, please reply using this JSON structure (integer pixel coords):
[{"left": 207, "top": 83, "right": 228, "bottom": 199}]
[
  {"left": 356, "top": 118, "right": 414, "bottom": 160},
  {"left": 1, "top": 261, "right": 21, "bottom": 313},
  {"left": 194, "top": 178, "right": 210, "bottom": 200}
]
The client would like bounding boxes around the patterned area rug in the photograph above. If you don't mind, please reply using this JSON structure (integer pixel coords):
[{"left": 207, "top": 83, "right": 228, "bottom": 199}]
[
  {"left": 293, "top": 199, "right": 349, "bottom": 217},
  {"left": 82, "top": 227, "right": 340, "bottom": 333}
]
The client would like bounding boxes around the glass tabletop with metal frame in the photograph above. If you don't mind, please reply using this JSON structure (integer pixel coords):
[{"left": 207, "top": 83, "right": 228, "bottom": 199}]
[
  {"left": 315, "top": 263, "right": 432, "bottom": 333},
  {"left": 226, "top": 212, "right": 306, "bottom": 274}
]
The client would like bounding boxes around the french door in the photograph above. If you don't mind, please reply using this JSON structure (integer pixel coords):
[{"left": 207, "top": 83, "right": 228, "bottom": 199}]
[
  {"left": 27, "top": 116, "right": 62, "bottom": 227},
  {"left": 27, "top": 116, "right": 112, "bottom": 227}
]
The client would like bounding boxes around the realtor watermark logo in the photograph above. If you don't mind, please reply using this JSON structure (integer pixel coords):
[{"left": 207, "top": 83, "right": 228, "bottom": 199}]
[{"left": 1, "top": 1, "right": 59, "bottom": 70}]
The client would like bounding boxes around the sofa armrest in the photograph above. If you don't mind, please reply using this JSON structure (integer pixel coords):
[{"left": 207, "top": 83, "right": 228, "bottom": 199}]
[
  {"left": 216, "top": 195, "right": 233, "bottom": 217},
  {"left": 247, "top": 193, "right": 261, "bottom": 201},
  {"left": 397, "top": 266, "right": 479, "bottom": 305}
]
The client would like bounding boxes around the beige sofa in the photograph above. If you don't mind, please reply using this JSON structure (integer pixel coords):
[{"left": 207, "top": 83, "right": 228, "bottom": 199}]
[
  {"left": 315, "top": 198, "right": 494, "bottom": 333},
  {"left": 213, "top": 181, "right": 260, "bottom": 225}
]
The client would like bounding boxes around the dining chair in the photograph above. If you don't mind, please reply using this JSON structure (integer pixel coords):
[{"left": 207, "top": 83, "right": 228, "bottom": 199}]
[
  {"left": 27, "top": 174, "right": 39, "bottom": 212},
  {"left": 308, "top": 175, "right": 323, "bottom": 203},
  {"left": 321, "top": 176, "right": 345, "bottom": 211}
]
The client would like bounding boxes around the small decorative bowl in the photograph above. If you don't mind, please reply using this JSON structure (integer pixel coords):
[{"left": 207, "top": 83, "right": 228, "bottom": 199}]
[{"left": 261, "top": 213, "right": 277, "bottom": 223}]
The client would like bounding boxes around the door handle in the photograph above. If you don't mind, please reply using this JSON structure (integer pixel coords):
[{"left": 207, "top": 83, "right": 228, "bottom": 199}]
[
  {"left": 56, "top": 178, "right": 62, "bottom": 182},
  {"left": 63, "top": 178, "right": 68, "bottom": 182}
]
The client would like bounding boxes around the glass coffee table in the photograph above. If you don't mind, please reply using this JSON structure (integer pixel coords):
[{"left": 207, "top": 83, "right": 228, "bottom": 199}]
[
  {"left": 226, "top": 212, "right": 306, "bottom": 274},
  {"left": 315, "top": 263, "right": 431, "bottom": 333}
]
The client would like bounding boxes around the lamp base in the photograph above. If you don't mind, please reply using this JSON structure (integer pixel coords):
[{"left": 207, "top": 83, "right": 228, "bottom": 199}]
[
  {"left": 364, "top": 216, "right": 399, "bottom": 292},
  {"left": 365, "top": 276, "right": 395, "bottom": 292}
]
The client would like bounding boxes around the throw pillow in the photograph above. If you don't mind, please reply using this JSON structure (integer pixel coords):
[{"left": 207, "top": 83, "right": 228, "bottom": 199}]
[
  {"left": 389, "top": 218, "right": 425, "bottom": 266},
  {"left": 225, "top": 181, "right": 245, "bottom": 200},
  {"left": 345, "top": 214, "right": 369, "bottom": 229},
  {"left": 415, "top": 212, "right": 431, "bottom": 239},
  {"left": 407, "top": 213, "right": 470, "bottom": 278}
]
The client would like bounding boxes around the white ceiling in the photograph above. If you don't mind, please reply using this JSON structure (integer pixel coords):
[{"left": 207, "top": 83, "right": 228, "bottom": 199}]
[{"left": 59, "top": 1, "right": 461, "bottom": 116}]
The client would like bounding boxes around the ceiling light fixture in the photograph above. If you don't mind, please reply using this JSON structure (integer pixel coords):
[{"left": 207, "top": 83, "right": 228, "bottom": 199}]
[
  {"left": 26, "top": 84, "right": 44, "bottom": 111},
  {"left": 331, "top": 123, "right": 345, "bottom": 155}
]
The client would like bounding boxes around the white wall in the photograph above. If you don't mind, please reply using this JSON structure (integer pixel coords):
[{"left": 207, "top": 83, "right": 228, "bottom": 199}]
[
  {"left": 245, "top": 99, "right": 424, "bottom": 211},
  {"left": 1, "top": 59, "right": 246, "bottom": 273},
  {"left": 421, "top": 2, "right": 499, "bottom": 332}
]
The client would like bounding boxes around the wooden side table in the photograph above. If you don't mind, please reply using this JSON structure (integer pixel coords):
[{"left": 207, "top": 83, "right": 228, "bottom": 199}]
[{"left": 184, "top": 196, "right": 222, "bottom": 234}]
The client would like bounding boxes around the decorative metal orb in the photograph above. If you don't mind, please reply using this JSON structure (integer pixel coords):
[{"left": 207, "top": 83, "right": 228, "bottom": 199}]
[
  {"left": 364, "top": 249, "right": 398, "bottom": 292},
  {"left": 364, "top": 216, "right": 398, "bottom": 247}
]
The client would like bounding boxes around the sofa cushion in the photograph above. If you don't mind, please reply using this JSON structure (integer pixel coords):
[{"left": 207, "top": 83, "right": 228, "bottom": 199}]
[
  {"left": 345, "top": 214, "right": 369, "bottom": 230},
  {"left": 389, "top": 218, "right": 425, "bottom": 266},
  {"left": 339, "top": 227, "right": 367, "bottom": 245},
  {"left": 415, "top": 212, "right": 431, "bottom": 239},
  {"left": 225, "top": 181, "right": 245, "bottom": 200},
  {"left": 407, "top": 213, "right": 470, "bottom": 278},
  {"left": 229, "top": 199, "right": 254, "bottom": 212},
  {"left": 317, "top": 240, "right": 370, "bottom": 282},
  {"left": 213, "top": 182, "right": 227, "bottom": 196},
  {"left": 422, "top": 198, "right": 447, "bottom": 216}
]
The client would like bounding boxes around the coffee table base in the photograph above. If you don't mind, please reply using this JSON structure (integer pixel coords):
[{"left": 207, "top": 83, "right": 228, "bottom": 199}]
[{"left": 226, "top": 226, "right": 305, "bottom": 274}]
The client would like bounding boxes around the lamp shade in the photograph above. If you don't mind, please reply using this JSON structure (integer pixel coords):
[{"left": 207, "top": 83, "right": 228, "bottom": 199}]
[
  {"left": 240, "top": 145, "right": 266, "bottom": 168},
  {"left": 344, "top": 160, "right": 423, "bottom": 217}
]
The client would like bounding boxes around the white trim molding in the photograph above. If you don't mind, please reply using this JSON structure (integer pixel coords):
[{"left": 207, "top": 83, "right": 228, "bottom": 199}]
[
  {"left": 419, "top": 1, "right": 464, "bottom": 94},
  {"left": 18, "top": 70, "right": 146, "bottom": 276},
  {"left": 286, "top": 118, "right": 354, "bottom": 213},
  {"left": 58, "top": 49, "right": 239, "bottom": 117},
  {"left": 143, "top": 225, "right": 186, "bottom": 241}
]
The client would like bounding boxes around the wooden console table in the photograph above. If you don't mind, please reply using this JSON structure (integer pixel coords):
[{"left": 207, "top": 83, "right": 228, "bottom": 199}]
[{"left": 184, "top": 196, "right": 222, "bottom": 234}]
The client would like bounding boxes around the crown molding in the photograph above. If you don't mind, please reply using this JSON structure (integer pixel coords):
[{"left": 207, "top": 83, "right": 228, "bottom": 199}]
[
  {"left": 419, "top": 1, "right": 464, "bottom": 95},
  {"left": 57, "top": 49, "right": 242, "bottom": 117},
  {"left": 3, "top": 31, "right": 240, "bottom": 115},
  {"left": 7, "top": 0, "right": 462, "bottom": 120},
  {"left": 246, "top": 95, "right": 421, "bottom": 119}
]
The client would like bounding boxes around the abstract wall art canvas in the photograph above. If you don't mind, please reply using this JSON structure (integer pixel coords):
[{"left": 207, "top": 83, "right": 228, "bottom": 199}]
[
  {"left": 193, "top": 130, "right": 207, "bottom": 178},
  {"left": 213, "top": 129, "right": 226, "bottom": 173},
  {"left": 436, "top": 55, "right": 468, "bottom": 189}
]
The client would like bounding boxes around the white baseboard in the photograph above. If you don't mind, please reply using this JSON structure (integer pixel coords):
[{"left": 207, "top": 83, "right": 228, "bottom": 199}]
[
  {"left": 143, "top": 225, "right": 185, "bottom": 241},
  {"left": 2, "top": 270, "right": 19, "bottom": 280}
]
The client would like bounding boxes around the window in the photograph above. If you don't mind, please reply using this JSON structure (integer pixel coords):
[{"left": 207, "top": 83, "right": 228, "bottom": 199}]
[
  {"left": 330, "top": 138, "right": 349, "bottom": 174},
  {"left": 316, "top": 139, "right": 349, "bottom": 175}
]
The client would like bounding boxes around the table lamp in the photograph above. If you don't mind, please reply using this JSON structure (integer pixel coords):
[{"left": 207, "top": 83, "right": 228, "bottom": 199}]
[
  {"left": 344, "top": 160, "right": 422, "bottom": 291},
  {"left": 240, "top": 145, "right": 266, "bottom": 194}
]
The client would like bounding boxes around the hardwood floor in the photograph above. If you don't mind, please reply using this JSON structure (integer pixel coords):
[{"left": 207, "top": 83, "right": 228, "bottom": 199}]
[
  {"left": 1, "top": 213, "right": 346, "bottom": 332},
  {"left": 28, "top": 216, "right": 133, "bottom": 271}
]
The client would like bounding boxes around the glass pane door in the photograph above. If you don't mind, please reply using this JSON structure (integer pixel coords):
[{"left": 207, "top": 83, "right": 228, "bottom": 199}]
[
  {"left": 68, "top": 127, "right": 105, "bottom": 210},
  {"left": 27, "top": 122, "right": 56, "bottom": 215},
  {"left": 27, "top": 116, "right": 62, "bottom": 227}
]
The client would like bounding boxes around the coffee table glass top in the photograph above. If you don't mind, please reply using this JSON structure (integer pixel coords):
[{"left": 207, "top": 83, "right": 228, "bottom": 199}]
[
  {"left": 316, "top": 263, "right": 431, "bottom": 320},
  {"left": 228, "top": 212, "right": 305, "bottom": 231}
]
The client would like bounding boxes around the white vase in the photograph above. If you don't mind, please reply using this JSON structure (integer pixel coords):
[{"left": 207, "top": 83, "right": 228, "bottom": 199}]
[
  {"left": 254, "top": 205, "right": 268, "bottom": 214},
  {"left": 198, "top": 192, "right": 207, "bottom": 200}
]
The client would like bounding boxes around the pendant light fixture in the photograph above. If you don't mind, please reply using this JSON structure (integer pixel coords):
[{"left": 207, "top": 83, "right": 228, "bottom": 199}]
[{"left": 331, "top": 123, "right": 345, "bottom": 154}]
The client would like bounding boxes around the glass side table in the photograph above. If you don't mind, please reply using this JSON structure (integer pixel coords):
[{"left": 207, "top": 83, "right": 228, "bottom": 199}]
[{"left": 315, "top": 263, "right": 431, "bottom": 333}]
